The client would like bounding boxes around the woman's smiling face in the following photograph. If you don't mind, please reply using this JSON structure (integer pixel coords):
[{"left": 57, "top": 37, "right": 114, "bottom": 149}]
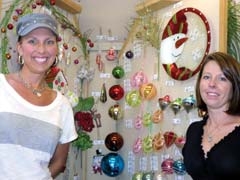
[
  {"left": 199, "top": 60, "right": 233, "bottom": 111},
  {"left": 17, "top": 27, "right": 58, "bottom": 73}
]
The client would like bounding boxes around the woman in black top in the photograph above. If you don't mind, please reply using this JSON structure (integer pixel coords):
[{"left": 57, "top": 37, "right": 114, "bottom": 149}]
[{"left": 182, "top": 52, "right": 240, "bottom": 180}]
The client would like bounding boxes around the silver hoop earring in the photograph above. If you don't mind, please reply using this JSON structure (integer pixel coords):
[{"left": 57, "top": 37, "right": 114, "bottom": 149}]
[{"left": 18, "top": 55, "right": 24, "bottom": 65}]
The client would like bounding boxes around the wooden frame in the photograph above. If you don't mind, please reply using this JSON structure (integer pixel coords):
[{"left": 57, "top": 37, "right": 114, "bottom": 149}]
[
  {"left": 55, "top": 0, "right": 82, "bottom": 14},
  {"left": 219, "top": 0, "right": 228, "bottom": 52}
]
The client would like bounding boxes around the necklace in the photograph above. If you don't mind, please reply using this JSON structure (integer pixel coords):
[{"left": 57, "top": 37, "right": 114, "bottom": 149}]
[
  {"left": 18, "top": 72, "right": 46, "bottom": 97},
  {"left": 205, "top": 122, "right": 220, "bottom": 143}
]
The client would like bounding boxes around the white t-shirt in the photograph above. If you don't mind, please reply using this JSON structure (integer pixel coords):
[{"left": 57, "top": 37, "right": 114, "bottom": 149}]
[{"left": 0, "top": 74, "right": 78, "bottom": 180}]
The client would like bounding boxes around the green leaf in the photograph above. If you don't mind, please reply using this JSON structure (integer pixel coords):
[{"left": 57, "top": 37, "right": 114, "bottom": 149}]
[{"left": 74, "top": 96, "right": 94, "bottom": 112}]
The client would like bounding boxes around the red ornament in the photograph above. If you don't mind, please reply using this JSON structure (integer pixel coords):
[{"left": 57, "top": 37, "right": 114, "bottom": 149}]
[
  {"left": 105, "top": 132, "right": 124, "bottom": 151},
  {"left": 108, "top": 85, "right": 124, "bottom": 101},
  {"left": 163, "top": 131, "right": 177, "bottom": 148}
]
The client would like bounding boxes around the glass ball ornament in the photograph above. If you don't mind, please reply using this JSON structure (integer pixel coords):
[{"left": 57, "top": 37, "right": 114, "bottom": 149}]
[
  {"left": 109, "top": 84, "right": 124, "bottom": 101},
  {"left": 125, "top": 50, "right": 134, "bottom": 59},
  {"left": 125, "top": 90, "right": 142, "bottom": 107},
  {"left": 173, "top": 159, "right": 186, "bottom": 175},
  {"left": 108, "top": 104, "right": 123, "bottom": 120},
  {"left": 101, "top": 152, "right": 124, "bottom": 177},
  {"left": 105, "top": 132, "right": 124, "bottom": 151},
  {"left": 112, "top": 66, "right": 125, "bottom": 79}
]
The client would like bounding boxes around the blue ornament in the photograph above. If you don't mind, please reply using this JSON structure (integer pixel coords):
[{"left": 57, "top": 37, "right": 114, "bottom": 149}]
[
  {"left": 101, "top": 153, "right": 124, "bottom": 177},
  {"left": 173, "top": 159, "right": 186, "bottom": 175}
]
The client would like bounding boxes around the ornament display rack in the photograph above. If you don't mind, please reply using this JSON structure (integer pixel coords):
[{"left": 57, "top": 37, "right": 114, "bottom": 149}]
[
  {"left": 135, "top": 0, "right": 180, "bottom": 15},
  {"left": 55, "top": 0, "right": 81, "bottom": 14}
]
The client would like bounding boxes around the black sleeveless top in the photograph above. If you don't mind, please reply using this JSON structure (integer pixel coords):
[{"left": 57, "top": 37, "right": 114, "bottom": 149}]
[{"left": 182, "top": 117, "right": 240, "bottom": 180}]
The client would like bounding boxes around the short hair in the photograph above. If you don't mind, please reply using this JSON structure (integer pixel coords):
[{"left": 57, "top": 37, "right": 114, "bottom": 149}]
[{"left": 195, "top": 51, "right": 240, "bottom": 116}]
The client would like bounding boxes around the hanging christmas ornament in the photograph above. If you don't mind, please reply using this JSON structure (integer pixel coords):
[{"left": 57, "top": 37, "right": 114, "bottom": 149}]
[
  {"left": 173, "top": 159, "right": 186, "bottom": 175},
  {"left": 109, "top": 84, "right": 124, "bottom": 101},
  {"left": 125, "top": 90, "right": 142, "bottom": 107},
  {"left": 92, "top": 149, "right": 104, "bottom": 175},
  {"left": 134, "top": 115, "right": 143, "bottom": 129},
  {"left": 139, "top": 83, "right": 157, "bottom": 100},
  {"left": 161, "top": 158, "right": 174, "bottom": 174},
  {"left": 133, "top": 137, "right": 142, "bottom": 154},
  {"left": 112, "top": 66, "right": 125, "bottom": 79},
  {"left": 152, "top": 109, "right": 163, "bottom": 123},
  {"left": 154, "top": 172, "right": 163, "bottom": 180},
  {"left": 96, "top": 53, "right": 104, "bottom": 71},
  {"left": 143, "top": 112, "right": 152, "bottom": 127},
  {"left": 142, "top": 171, "right": 154, "bottom": 180},
  {"left": 105, "top": 132, "right": 124, "bottom": 151},
  {"left": 163, "top": 131, "right": 177, "bottom": 148},
  {"left": 174, "top": 136, "right": 186, "bottom": 149},
  {"left": 130, "top": 70, "right": 148, "bottom": 88},
  {"left": 106, "top": 47, "right": 117, "bottom": 61},
  {"left": 158, "top": 95, "right": 171, "bottom": 110},
  {"left": 142, "top": 135, "right": 153, "bottom": 153},
  {"left": 101, "top": 153, "right": 124, "bottom": 177},
  {"left": 100, "top": 83, "right": 107, "bottom": 103},
  {"left": 132, "top": 171, "right": 143, "bottom": 180},
  {"left": 182, "top": 94, "right": 196, "bottom": 113},
  {"left": 108, "top": 104, "right": 123, "bottom": 120},
  {"left": 152, "top": 132, "right": 165, "bottom": 152},
  {"left": 125, "top": 50, "right": 134, "bottom": 59},
  {"left": 171, "top": 98, "right": 182, "bottom": 115}
]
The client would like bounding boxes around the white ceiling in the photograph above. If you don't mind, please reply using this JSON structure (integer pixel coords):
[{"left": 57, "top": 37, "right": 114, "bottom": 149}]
[{"left": 79, "top": 0, "right": 140, "bottom": 41}]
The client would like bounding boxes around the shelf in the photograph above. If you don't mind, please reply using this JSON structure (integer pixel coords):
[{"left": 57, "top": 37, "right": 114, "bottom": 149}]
[
  {"left": 136, "top": 0, "right": 180, "bottom": 15},
  {"left": 55, "top": 0, "right": 82, "bottom": 14}
]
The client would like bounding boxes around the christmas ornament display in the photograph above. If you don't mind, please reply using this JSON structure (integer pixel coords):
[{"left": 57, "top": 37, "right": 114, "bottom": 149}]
[
  {"left": 139, "top": 83, "right": 157, "bottom": 100},
  {"left": 105, "top": 132, "right": 124, "bottom": 151},
  {"left": 109, "top": 84, "right": 124, "bottom": 101},
  {"left": 108, "top": 104, "right": 123, "bottom": 120},
  {"left": 161, "top": 158, "right": 174, "bottom": 174},
  {"left": 173, "top": 159, "right": 186, "bottom": 175},
  {"left": 182, "top": 94, "right": 196, "bottom": 113},
  {"left": 112, "top": 66, "right": 125, "bottom": 79},
  {"left": 101, "top": 153, "right": 124, "bottom": 177},
  {"left": 163, "top": 131, "right": 177, "bottom": 148},
  {"left": 130, "top": 70, "right": 148, "bottom": 88},
  {"left": 125, "top": 90, "right": 142, "bottom": 107},
  {"left": 154, "top": 172, "right": 163, "bottom": 180},
  {"left": 158, "top": 95, "right": 171, "bottom": 110}
]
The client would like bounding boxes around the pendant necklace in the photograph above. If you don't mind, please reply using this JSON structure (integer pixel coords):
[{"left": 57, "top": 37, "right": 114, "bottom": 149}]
[
  {"left": 18, "top": 72, "right": 46, "bottom": 97},
  {"left": 206, "top": 122, "right": 219, "bottom": 143}
]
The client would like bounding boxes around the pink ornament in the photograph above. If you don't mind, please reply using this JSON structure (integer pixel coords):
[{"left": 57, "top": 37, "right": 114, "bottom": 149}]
[
  {"left": 130, "top": 70, "right": 148, "bottom": 88},
  {"left": 133, "top": 137, "right": 142, "bottom": 154},
  {"left": 161, "top": 158, "right": 174, "bottom": 174},
  {"left": 175, "top": 136, "right": 186, "bottom": 149},
  {"left": 134, "top": 115, "right": 143, "bottom": 129}
]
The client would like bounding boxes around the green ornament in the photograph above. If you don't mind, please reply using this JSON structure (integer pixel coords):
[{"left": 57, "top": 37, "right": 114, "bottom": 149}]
[{"left": 112, "top": 66, "right": 125, "bottom": 79}]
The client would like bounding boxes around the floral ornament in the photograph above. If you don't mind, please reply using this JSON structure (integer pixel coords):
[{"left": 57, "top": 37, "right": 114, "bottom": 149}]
[
  {"left": 72, "top": 131, "right": 93, "bottom": 151},
  {"left": 76, "top": 63, "right": 95, "bottom": 97},
  {"left": 77, "top": 63, "right": 95, "bottom": 82},
  {"left": 74, "top": 111, "right": 95, "bottom": 132}
]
